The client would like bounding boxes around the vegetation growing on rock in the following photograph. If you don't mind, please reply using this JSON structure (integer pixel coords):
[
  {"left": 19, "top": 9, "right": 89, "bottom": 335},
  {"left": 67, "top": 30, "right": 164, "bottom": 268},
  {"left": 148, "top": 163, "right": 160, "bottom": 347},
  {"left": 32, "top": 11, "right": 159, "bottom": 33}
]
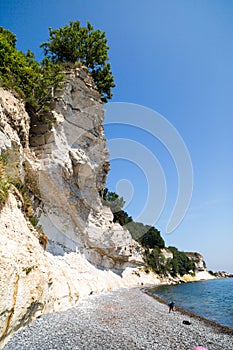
[
  {"left": 0, "top": 27, "right": 63, "bottom": 114},
  {"left": 41, "top": 21, "right": 115, "bottom": 102},
  {"left": 0, "top": 154, "right": 11, "bottom": 207},
  {"left": 0, "top": 21, "right": 115, "bottom": 112},
  {"left": 103, "top": 188, "right": 197, "bottom": 277},
  {"left": 0, "top": 151, "right": 48, "bottom": 249}
]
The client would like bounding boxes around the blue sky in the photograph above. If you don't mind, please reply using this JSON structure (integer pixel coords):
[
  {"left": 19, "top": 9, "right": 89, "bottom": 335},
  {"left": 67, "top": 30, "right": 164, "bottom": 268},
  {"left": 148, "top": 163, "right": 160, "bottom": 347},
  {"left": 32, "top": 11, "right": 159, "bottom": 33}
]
[{"left": 1, "top": 0, "right": 232, "bottom": 273}]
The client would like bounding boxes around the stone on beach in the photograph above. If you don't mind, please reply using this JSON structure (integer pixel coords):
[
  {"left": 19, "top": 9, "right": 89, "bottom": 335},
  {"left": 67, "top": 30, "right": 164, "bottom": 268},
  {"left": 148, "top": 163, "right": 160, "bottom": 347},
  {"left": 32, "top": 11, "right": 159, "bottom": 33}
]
[{"left": 3, "top": 288, "right": 233, "bottom": 350}]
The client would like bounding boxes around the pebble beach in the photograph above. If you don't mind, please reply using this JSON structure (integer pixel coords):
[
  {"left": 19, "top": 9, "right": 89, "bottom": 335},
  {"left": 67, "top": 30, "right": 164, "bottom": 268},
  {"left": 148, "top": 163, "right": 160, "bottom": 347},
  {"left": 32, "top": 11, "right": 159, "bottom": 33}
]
[{"left": 3, "top": 288, "right": 233, "bottom": 350}]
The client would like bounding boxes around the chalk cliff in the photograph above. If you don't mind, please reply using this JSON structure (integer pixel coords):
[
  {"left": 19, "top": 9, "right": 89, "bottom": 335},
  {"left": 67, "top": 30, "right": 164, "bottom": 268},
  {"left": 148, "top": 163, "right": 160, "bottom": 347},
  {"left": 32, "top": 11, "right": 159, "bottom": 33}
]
[
  {"left": 0, "top": 67, "right": 216, "bottom": 348},
  {"left": 28, "top": 66, "right": 138, "bottom": 267},
  {"left": 0, "top": 68, "right": 161, "bottom": 348}
]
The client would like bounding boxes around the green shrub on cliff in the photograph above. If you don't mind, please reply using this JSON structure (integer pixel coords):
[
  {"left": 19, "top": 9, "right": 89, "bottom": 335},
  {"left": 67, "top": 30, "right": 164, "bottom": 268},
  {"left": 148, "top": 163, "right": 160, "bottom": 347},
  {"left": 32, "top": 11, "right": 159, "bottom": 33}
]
[
  {"left": 103, "top": 188, "right": 197, "bottom": 277},
  {"left": 143, "top": 246, "right": 195, "bottom": 277},
  {"left": 167, "top": 246, "right": 196, "bottom": 276},
  {"left": 41, "top": 21, "right": 115, "bottom": 102},
  {"left": 1, "top": 21, "right": 115, "bottom": 110},
  {"left": 0, "top": 154, "right": 11, "bottom": 207},
  {"left": 0, "top": 27, "right": 63, "bottom": 113},
  {"left": 102, "top": 188, "right": 132, "bottom": 225},
  {"left": 138, "top": 226, "right": 165, "bottom": 249},
  {"left": 143, "top": 246, "right": 167, "bottom": 274},
  {"left": 0, "top": 27, "right": 34, "bottom": 95}
]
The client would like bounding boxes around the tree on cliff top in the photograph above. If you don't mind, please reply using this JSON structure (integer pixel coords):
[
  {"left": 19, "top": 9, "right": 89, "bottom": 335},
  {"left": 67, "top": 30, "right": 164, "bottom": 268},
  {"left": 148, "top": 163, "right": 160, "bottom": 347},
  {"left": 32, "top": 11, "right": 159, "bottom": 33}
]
[
  {"left": 0, "top": 27, "right": 63, "bottom": 113},
  {"left": 41, "top": 21, "right": 115, "bottom": 102}
]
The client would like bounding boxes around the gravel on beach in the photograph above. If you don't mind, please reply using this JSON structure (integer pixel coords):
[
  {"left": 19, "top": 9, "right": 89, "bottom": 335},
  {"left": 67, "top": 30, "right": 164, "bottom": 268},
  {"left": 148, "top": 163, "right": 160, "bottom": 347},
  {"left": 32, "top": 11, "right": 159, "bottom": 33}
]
[{"left": 3, "top": 287, "right": 233, "bottom": 350}]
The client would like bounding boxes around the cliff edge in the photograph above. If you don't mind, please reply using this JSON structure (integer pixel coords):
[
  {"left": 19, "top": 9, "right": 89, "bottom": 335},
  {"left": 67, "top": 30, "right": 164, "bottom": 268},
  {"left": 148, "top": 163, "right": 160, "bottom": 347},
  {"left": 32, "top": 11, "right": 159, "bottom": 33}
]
[{"left": 0, "top": 68, "right": 161, "bottom": 348}]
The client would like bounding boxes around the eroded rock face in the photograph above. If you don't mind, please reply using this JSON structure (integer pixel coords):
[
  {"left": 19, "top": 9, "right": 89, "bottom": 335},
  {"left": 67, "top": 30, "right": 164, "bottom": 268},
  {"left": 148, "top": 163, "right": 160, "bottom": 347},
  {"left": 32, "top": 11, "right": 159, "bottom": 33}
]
[
  {"left": 0, "top": 69, "right": 154, "bottom": 347},
  {"left": 28, "top": 67, "right": 135, "bottom": 266},
  {"left": 0, "top": 192, "right": 157, "bottom": 348},
  {"left": 185, "top": 252, "right": 207, "bottom": 271},
  {"left": 0, "top": 68, "right": 140, "bottom": 269},
  {"left": 212, "top": 271, "right": 233, "bottom": 278},
  {"left": 0, "top": 88, "right": 29, "bottom": 150},
  {"left": 0, "top": 192, "right": 160, "bottom": 349}
]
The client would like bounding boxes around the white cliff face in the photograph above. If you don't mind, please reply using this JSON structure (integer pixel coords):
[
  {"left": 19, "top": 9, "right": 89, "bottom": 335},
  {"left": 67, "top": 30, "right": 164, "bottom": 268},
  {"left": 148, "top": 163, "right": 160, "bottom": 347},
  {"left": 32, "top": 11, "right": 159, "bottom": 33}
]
[
  {"left": 0, "top": 70, "right": 161, "bottom": 348},
  {"left": 185, "top": 252, "right": 207, "bottom": 271},
  {"left": 0, "top": 69, "right": 215, "bottom": 348},
  {"left": 0, "top": 88, "right": 29, "bottom": 150},
  {"left": 29, "top": 67, "right": 136, "bottom": 267},
  {"left": 0, "top": 191, "right": 161, "bottom": 348}
]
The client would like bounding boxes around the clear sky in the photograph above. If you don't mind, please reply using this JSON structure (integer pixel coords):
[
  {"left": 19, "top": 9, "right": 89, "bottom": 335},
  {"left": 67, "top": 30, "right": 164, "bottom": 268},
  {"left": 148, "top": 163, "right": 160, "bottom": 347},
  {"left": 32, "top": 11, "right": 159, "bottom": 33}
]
[{"left": 1, "top": 0, "right": 232, "bottom": 273}]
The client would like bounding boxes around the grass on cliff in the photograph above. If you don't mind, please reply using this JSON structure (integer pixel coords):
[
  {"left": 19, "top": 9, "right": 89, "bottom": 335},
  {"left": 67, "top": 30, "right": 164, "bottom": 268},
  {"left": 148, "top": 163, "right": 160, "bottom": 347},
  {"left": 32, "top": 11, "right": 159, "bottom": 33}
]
[
  {"left": 0, "top": 151, "right": 48, "bottom": 249},
  {"left": 0, "top": 154, "right": 11, "bottom": 207}
]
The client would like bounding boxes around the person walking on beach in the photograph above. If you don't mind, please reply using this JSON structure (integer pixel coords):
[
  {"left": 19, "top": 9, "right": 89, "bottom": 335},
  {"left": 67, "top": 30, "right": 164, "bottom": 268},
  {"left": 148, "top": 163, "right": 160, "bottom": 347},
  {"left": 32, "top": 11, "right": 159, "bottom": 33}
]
[{"left": 168, "top": 300, "right": 175, "bottom": 313}]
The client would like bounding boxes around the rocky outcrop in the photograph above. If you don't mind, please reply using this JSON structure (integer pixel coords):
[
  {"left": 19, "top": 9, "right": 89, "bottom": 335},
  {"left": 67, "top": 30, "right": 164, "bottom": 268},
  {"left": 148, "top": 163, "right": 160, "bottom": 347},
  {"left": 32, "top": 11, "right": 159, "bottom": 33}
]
[
  {"left": 0, "top": 193, "right": 68, "bottom": 345},
  {"left": 0, "top": 69, "right": 160, "bottom": 348},
  {"left": 0, "top": 190, "right": 161, "bottom": 348},
  {"left": 27, "top": 67, "right": 137, "bottom": 267},
  {"left": 161, "top": 248, "right": 173, "bottom": 260},
  {"left": 0, "top": 68, "right": 221, "bottom": 348},
  {"left": 212, "top": 271, "right": 233, "bottom": 278},
  {"left": 180, "top": 270, "right": 215, "bottom": 282},
  {"left": 0, "top": 88, "right": 29, "bottom": 150},
  {"left": 185, "top": 252, "right": 207, "bottom": 271}
]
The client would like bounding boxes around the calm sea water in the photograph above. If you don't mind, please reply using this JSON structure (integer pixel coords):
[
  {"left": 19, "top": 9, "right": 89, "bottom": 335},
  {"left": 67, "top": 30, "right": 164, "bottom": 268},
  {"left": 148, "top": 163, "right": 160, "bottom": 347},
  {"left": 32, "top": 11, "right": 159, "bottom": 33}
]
[{"left": 150, "top": 278, "right": 233, "bottom": 329}]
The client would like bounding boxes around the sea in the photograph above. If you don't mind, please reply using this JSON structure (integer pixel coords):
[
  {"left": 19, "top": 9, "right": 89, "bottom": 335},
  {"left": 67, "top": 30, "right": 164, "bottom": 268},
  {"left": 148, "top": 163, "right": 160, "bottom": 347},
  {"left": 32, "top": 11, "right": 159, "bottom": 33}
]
[{"left": 150, "top": 278, "right": 233, "bottom": 329}]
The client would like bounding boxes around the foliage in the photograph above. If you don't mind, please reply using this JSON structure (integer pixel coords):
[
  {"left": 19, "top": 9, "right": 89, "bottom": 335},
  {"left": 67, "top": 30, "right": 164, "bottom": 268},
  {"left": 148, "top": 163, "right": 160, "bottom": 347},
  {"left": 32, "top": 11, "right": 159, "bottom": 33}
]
[
  {"left": 1, "top": 21, "right": 114, "bottom": 113},
  {"left": 143, "top": 246, "right": 166, "bottom": 274},
  {"left": 138, "top": 226, "right": 165, "bottom": 249},
  {"left": 103, "top": 188, "right": 124, "bottom": 212},
  {"left": 135, "top": 225, "right": 167, "bottom": 275},
  {"left": 22, "top": 265, "right": 37, "bottom": 275},
  {"left": 0, "top": 27, "right": 16, "bottom": 46},
  {"left": 102, "top": 188, "right": 132, "bottom": 226},
  {"left": 0, "top": 154, "right": 11, "bottom": 207},
  {"left": 0, "top": 150, "right": 36, "bottom": 223},
  {"left": 41, "top": 20, "right": 115, "bottom": 102},
  {"left": 102, "top": 188, "right": 198, "bottom": 277},
  {"left": 143, "top": 246, "right": 196, "bottom": 277},
  {"left": 25, "top": 54, "right": 64, "bottom": 113},
  {"left": 0, "top": 27, "right": 63, "bottom": 113},
  {"left": 12, "top": 180, "right": 38, "bottom": 226},
  {"left": 0, "top": 27, "right": 32, "bottom": 94},
  {"left": 0, "top": 150, "right": 47, "bottom": 246},
  {"left": 113, "top": 209, "right": 132, "bottom": 226},
  {"left": 168, "top": 246, "right": 196, "bottom": 276},
  {"left": 126, "top": 221, "right": 149, "bottom": 240}
]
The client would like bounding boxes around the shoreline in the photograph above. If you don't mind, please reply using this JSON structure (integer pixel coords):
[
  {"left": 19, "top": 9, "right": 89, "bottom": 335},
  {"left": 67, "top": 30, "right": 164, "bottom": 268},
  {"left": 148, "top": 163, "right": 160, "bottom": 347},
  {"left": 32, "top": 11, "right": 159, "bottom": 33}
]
[
  {"left": 144, "top": 287, "right": 233, "bottom": 336},
  {"left": 3, "top": 287, "right": 233, "bottom": 350}
]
